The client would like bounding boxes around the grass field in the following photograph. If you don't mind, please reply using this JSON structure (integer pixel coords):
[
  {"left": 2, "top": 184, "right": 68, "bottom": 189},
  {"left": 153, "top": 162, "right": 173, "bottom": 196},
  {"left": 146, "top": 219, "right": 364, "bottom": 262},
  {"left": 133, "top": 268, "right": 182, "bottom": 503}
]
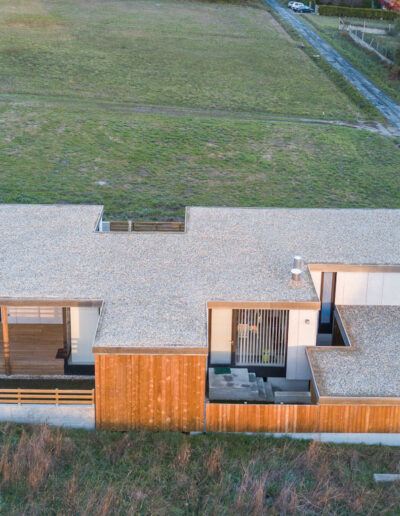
[
  {"left": 0, "top": 0, "right": 370, "bottom": 119},
  {"left": 1, "top": 104, "right": 399, "bottom": 219},
  {"left": 303, "top": 15, "right": 400, "bottom": 104},
  {"left": 0, "top": 0, "right": 399, "bottom": 221},
  {"left": 0, "top": 423, "right": 399, "bottom": 515}
]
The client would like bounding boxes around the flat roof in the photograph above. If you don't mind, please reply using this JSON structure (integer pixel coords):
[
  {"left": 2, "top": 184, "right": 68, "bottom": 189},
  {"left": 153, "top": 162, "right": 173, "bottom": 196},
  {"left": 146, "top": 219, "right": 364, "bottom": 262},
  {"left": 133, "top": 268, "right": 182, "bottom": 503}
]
[
  {"left": 0, "top": 205, "right": 399, "bottom": 348},
  {"left": 308, "top": 305, "right": 400, "bottom": 399}
]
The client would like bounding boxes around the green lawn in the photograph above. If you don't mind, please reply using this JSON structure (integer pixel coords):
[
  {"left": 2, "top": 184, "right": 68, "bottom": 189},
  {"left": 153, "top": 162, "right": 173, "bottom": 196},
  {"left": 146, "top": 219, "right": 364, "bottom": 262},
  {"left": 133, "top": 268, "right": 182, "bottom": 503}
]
[
  {"left": 1, "top": 104, "right": 399, "bottom": 220},
  {"left": 304, "top": 15, "right": 400, "bottom": 104},
  {"left": 0, "top": 0, "right": 399, "bottom": 222},
  {"left": 0, "top": 0, "right": 372, "bottom": 119},
  {"left": 0, "top": 424, "right": 400, "bottom": 515}
]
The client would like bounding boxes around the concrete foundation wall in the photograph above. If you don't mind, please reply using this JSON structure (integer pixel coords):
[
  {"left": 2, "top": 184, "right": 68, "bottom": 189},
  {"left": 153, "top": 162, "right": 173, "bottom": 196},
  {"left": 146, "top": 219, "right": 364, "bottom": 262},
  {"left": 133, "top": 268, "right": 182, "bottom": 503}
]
[
  {"left": 0, "top": 404, "right": 95, "bottom": 429},
  {"left": 265, "top": 433, "right": 400, "bottom": 447}
]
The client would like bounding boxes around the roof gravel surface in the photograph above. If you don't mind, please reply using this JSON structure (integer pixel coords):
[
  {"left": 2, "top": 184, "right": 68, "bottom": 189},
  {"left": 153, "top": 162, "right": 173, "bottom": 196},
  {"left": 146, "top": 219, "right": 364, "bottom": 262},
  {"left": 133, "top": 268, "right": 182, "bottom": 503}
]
[
  {"left": 0, "top": 205, "right": 399, "bottom": 348},
  {"left": 308, "top": 305, "right": 400, "bottom": 398}
]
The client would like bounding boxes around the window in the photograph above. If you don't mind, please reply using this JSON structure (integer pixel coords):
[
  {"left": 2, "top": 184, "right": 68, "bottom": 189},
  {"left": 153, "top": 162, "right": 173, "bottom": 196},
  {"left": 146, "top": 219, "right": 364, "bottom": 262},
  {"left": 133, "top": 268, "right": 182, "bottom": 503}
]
[{"left": 233, "top": 309, "right": 288, "bottom": 367}]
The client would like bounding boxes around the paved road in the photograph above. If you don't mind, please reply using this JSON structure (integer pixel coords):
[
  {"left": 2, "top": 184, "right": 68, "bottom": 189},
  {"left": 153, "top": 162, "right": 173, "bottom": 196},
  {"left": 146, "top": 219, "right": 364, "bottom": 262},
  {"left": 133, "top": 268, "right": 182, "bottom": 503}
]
[{"left": 263, "top": 0, "right": 400, "bottom": 133}]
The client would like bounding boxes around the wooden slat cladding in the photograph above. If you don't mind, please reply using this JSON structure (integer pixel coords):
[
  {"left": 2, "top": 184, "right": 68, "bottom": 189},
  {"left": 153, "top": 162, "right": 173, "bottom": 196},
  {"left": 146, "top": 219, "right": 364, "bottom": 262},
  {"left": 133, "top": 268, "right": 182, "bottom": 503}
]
[
  {"left": 206, "top": 404, "right": 400, "bottom": 433},
  {"left": 109, "top": 221, "right": 130, "bottom": 232},
  {"left": 95, "top": 355, "right": 206, "bottom": 431},
  {"left": 109, "top": 221, "right": 184, "bottom": 232}
]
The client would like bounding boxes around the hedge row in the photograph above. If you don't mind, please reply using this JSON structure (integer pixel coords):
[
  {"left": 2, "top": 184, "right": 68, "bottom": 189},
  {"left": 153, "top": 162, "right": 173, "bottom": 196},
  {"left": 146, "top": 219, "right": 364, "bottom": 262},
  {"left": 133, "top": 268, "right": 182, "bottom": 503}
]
[
  {"left": 317, "top": 0, "right": 371, "bottom": 8},
  {"left": 317, "top": 5, "right": 400, "bottom": 18}
]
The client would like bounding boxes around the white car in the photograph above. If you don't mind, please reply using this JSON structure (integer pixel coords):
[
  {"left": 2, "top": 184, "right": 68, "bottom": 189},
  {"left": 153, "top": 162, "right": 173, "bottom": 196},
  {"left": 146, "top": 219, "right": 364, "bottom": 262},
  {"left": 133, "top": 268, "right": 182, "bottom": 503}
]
[{"left": 288, "top": 2, "right": 305, "bottom": 9}]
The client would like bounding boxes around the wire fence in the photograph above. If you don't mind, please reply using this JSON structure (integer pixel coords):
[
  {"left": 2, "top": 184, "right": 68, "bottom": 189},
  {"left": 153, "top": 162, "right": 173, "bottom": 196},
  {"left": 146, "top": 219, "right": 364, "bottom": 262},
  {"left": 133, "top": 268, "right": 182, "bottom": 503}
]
[{"left": 339, "top": 18, "right": 395, "bottom": 63}]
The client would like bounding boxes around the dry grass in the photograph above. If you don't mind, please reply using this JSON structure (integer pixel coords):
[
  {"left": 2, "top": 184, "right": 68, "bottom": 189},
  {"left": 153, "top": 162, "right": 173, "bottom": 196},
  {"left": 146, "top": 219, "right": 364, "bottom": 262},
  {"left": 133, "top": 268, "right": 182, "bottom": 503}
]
[
  {"left": 0, "top": 425, "right": 74, "bottom": 491},
  {"left": 0, "top": 423, "right": 399, "bottom": 514}
]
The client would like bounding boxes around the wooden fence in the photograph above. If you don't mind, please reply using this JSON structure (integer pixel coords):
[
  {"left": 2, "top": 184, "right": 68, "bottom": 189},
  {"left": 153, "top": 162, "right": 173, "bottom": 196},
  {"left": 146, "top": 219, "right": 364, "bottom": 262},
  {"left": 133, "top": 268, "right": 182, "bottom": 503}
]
[
  {"left": 0, "top": 389, "right": 95, "bottom": 405},
  {"left": 109, "top": 221, "right": 184, "bottom": 232},
  {"left": 206, "top": 403, "right": 400, "bottom": 433},
  {"left": 95, "top": 354, "right": 206, "bottom": 431}
]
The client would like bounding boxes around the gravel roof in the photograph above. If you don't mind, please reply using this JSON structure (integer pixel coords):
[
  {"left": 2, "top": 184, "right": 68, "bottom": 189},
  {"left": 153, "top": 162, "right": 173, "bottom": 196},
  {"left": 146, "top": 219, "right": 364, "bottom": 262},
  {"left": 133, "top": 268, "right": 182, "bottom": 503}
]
[
  {"left": 308, "top": 305, "right": 400, "bottom": 398},
  {"left": 0, "top": 205, "right": 399, "bottom": 349}
]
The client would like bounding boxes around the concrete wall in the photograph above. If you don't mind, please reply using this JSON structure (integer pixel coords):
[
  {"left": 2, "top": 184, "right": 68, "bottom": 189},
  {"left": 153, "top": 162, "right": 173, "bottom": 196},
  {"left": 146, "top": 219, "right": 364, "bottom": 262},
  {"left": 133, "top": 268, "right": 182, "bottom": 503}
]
[
  {"left": 258, "top": 433, "right": 400, "bottom": 447},
  {"left": 287, "top": 310, "right": 319, "bottom": 380},
  {"left": 70, "top": 307, "right": 99, "bottom": 365},
  {"left": 7, "top": 307, "right": 62, "bottom": 324},
  {"left": 0, "top": 404, "right": 94, "bottom": 429},
  {"left": 209, "top": 308, "right": 232, "bottom": 364},
  {"left": 335, "top": 272, "right": 400, "bottom": 305}
]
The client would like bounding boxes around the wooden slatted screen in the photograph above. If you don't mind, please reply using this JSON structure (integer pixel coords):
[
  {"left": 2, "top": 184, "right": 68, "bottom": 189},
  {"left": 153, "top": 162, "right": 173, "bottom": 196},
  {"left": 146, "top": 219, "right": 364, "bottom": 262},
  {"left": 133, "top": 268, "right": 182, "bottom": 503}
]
[
  {"left": 108, "top": 221, "right": 184, "bottom": 232},
  {"left": 109, "top": 221, "right": 130, "bottom": 232},
  {"left": 206, "top": 403, "right": 400, "bottom": 433},
  {"left": 235, "top": 309, "right": 288, "bottom": 367}
]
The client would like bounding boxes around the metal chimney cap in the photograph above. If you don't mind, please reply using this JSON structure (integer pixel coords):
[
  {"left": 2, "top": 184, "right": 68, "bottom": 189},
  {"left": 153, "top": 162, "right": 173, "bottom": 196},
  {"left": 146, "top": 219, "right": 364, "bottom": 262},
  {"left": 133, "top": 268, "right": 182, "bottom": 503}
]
[
  {"left": 293, "top": 255, "right": 303, "bottom": 269},
  {"left": 291, "top": 268, "right": 302, "bottom": 281}
]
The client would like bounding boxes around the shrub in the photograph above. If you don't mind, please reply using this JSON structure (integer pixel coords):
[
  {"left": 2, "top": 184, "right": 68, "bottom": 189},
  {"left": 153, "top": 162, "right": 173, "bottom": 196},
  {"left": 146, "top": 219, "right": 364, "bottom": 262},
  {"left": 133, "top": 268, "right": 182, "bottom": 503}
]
[
  {"left": 317, "top": 4, "right": 400, "bottom": 18},
  {"left": 317, "top": 0, "right": 372, "bottom": 8}
]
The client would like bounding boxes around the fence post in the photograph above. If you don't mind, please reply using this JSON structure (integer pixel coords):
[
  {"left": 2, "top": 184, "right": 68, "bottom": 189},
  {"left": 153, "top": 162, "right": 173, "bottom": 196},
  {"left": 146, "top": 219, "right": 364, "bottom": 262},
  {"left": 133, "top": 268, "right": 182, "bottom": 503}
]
[
  {"left": 55, "top": 388, "right": 59, "bottom": 406},
  {"left": 17, "top": 389, "right": 21, "bottom": 405}
]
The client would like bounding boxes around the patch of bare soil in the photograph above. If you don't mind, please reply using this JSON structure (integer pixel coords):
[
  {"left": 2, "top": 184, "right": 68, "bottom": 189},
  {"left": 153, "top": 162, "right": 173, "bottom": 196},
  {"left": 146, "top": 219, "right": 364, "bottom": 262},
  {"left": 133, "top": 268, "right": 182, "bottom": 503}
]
[{"left": 4, "top": 17, "right": 65, "bottom": 28}]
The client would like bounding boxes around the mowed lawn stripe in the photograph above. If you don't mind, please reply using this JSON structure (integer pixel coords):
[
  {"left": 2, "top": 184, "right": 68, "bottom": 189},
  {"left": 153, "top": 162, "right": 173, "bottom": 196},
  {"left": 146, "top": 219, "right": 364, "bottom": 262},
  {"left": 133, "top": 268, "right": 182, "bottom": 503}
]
[
  {"left": 0, "top": 0, "right": 370, "bottom": 120},
  {"left": 0, "top": 105, "right": 399, "bottom": 220}
]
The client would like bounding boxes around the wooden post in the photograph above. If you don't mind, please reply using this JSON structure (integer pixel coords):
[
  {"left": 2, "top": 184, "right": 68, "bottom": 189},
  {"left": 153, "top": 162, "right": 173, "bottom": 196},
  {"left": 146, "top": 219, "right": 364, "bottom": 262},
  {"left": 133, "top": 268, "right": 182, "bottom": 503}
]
[{"left": 1, "top": 307, "right": 11, "bottom": 375}]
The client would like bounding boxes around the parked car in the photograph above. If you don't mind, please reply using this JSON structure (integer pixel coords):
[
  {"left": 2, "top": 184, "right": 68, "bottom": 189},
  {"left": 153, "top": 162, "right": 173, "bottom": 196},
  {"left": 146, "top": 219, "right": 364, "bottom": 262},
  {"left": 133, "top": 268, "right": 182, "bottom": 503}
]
[
  {"left": 293, "top": 4, "right": 314, "bottom": 12},
  {"left": 288, "top": 1, "right": 304, "bottom": 8}
]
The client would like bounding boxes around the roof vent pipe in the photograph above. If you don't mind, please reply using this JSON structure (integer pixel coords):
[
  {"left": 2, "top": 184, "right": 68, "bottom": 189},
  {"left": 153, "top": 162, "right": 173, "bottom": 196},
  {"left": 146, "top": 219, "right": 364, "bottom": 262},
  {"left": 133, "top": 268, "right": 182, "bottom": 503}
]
[
  {"left": 293, "top": 255, "right": 303, "bottom": 269},
  {"left": 291, "top": 268, "right": 302, "bottom": 281}
]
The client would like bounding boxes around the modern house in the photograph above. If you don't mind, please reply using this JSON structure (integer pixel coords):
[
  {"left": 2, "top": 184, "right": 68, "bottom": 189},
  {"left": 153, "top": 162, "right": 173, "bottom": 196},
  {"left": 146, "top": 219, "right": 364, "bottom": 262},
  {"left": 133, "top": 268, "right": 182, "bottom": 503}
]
[{"left": 0, "top": 204, "right": 399, "bottom": 439}]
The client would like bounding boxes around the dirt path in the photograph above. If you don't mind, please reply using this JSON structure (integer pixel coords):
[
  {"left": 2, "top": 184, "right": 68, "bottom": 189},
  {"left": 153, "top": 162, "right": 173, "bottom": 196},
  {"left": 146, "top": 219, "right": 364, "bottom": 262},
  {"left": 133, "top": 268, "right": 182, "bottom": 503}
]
[
  {"left": 263, "top": 0, "right": 400, "bottom": 134},
  {"left": 0, "top": 93, "right": 394, "bottom": 136}
]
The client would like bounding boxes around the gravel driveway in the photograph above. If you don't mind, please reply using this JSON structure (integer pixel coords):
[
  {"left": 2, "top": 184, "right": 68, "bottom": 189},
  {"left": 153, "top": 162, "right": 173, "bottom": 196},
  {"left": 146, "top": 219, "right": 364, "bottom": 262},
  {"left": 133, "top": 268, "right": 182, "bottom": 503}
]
[{"left": 263, "top": 0, "right": 400, "bottom": 133}]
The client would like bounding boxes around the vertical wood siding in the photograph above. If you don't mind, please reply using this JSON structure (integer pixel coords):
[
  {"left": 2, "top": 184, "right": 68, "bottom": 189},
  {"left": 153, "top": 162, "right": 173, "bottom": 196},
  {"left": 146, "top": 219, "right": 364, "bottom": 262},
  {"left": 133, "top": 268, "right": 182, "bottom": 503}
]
[
  {"left": 95, "top": 355, "right": 206, "bottom": 431},
  {"left": 206, "top": 403, "right": 400, "bottom": 433}
]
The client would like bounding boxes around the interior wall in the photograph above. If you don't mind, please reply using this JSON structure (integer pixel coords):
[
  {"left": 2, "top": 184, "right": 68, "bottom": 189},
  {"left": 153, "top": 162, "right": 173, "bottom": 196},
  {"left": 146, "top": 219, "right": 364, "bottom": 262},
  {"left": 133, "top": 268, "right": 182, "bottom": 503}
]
[
  {"left": 287, "top": 310, "right": 318, "bottom": 380},
  {"left": 310, "top": 270, "right": 322, "bottom": 299},
  {"left": 335, "top": 272, "right": 400, "bottom": 305},
  {"left": 209, "top": 308, "right": 232, "bottom": 364},
  {"left": 70, "top": 307, "right": 99, "bottom": 365}
]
